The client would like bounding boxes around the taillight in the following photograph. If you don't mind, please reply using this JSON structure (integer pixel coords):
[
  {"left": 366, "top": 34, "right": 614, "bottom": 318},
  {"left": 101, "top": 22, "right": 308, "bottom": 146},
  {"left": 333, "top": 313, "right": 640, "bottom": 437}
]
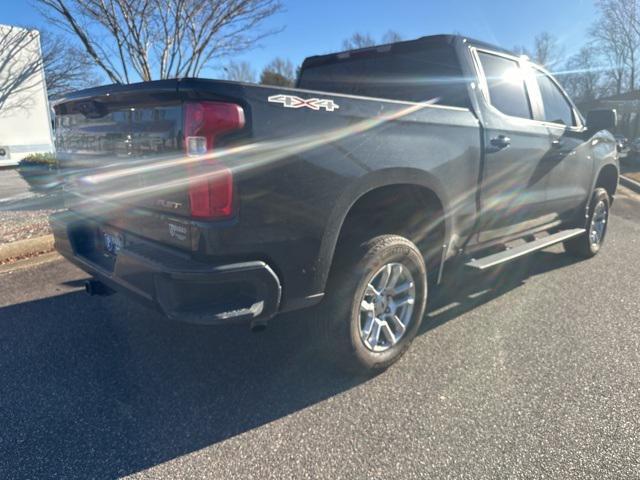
[{"left": 183, "top": 101, "right": 245, "bottom": 219}]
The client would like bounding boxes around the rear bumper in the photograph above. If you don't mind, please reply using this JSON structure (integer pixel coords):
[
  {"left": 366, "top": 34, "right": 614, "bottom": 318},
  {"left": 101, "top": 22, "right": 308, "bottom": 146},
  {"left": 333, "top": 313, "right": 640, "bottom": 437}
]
[{"left": 51, "top": 211, "right": 282, "bottom": 325}]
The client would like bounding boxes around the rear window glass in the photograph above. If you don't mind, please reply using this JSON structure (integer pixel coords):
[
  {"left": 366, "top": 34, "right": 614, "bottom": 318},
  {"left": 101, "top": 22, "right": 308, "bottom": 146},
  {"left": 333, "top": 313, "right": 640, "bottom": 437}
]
[{"left": 298, "top": 43, "right": 469, "bottom": 108}]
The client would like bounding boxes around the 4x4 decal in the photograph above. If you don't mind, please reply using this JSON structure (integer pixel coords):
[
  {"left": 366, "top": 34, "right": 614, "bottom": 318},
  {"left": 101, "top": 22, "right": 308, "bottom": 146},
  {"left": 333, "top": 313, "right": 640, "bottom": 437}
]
[{"left": 268, "top": 94, "right": 340, "bottom": 112}]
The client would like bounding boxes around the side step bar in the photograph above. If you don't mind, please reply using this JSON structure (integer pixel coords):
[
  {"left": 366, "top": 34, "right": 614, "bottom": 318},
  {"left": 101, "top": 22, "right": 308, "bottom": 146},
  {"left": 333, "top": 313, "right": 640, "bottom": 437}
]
[{"left": 465, "top": 228, "right": 586, "bottom": 271}]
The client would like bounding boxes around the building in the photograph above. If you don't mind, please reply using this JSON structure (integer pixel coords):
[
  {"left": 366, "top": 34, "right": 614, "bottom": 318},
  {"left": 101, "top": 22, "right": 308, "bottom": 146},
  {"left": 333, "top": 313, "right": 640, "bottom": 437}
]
[{"left": 0, "top": 24, "right": 54, "bottom": 166}]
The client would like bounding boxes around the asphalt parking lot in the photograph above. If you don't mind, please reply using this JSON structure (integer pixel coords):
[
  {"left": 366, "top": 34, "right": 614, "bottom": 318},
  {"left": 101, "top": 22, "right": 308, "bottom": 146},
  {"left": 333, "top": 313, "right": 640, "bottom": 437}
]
[{"left": 0, "top": 187, "right": 639, "bottom": 479}]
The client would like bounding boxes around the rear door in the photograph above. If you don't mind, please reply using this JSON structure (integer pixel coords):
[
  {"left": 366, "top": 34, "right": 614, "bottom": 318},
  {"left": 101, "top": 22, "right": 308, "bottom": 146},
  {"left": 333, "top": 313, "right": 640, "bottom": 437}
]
[{"left": 472, "top": 48, "right": 556, "bottom": 243}]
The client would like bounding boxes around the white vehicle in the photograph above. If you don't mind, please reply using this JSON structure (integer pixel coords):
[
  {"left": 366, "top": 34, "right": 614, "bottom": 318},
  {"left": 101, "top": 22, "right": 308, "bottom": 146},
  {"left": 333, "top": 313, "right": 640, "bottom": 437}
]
[{"left": 0, "top": 24, "right": 54, "bottom": 166}]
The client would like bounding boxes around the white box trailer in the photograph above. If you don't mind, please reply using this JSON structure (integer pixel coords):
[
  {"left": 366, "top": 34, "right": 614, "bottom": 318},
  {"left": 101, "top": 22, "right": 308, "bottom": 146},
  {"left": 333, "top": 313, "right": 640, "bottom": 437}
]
[{"left": 0, "top": 24, "right": 54, "bottom": 166}]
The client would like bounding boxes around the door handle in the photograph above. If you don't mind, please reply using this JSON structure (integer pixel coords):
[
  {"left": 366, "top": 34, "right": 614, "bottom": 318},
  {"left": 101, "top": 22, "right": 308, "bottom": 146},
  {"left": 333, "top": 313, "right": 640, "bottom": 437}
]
[
  {"left": 489, "top": 135, "right": 511, "bottom": 150},
  {"left": 551, "top": 139, "right": 562, "bottom": 148}
]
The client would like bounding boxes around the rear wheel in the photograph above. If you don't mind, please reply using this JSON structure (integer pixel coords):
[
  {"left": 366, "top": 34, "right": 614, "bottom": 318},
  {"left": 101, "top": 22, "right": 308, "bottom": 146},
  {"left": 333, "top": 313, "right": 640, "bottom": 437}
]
[
  {"left": 564, "top": 188, "right": 610, "bottom": 258},
  {"left": 317, "top": 235, "right": 427, "bottom": 375}
]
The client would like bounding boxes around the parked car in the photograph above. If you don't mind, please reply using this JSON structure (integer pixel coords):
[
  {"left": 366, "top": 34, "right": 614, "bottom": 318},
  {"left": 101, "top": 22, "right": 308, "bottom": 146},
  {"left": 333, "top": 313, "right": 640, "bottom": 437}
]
[
  {"left": 51, "top": 34, "right": 619, "bottom": 374},
  {"left": 614, "top": 134, "right": 628, "bottom": 152}
]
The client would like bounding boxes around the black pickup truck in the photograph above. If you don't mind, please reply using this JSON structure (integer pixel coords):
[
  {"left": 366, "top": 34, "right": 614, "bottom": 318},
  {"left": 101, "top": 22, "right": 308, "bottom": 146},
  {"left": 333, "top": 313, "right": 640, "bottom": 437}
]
[{"left": 51, "top": 34, "right": 619, "bottom": 374}]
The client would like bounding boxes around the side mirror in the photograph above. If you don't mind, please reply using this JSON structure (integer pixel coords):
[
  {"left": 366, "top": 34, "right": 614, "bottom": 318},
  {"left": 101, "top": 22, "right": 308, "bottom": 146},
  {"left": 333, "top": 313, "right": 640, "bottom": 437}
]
[{"left": 587, "top": 109, "right": 617, "bottom": 132}]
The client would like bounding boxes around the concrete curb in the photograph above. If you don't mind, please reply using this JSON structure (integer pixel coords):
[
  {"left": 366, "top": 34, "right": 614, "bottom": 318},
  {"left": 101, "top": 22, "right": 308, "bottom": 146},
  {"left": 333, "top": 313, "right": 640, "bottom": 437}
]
[
  {"left": 620, "top": 175, "right": 640, "bottom": 194},
  {"left": 0, "top": 235, "right": 54, "bottom": 264}
]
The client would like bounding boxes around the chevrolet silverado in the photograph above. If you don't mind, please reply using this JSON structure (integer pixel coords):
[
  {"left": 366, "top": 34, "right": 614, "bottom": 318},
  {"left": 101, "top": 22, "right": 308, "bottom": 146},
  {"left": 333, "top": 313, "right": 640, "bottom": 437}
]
[{"left": 51, "top": 34, "right": 619, "bottom": 374}]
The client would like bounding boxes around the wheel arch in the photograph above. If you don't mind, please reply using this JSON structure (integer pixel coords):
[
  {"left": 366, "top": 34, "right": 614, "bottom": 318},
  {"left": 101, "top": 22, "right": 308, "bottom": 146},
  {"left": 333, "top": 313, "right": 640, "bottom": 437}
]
[
  {"left": 594, "top": 163, "right": 619, "bottom": 201},
  {"left": 312, "top": 168, "right": 452, "bottom": 293}
]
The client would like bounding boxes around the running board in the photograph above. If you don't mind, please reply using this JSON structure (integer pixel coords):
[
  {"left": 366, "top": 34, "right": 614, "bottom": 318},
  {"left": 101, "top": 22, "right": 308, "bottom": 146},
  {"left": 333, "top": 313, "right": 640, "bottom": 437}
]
[{"left": 465, "top": 228, "right": 586, "bottom": 271}]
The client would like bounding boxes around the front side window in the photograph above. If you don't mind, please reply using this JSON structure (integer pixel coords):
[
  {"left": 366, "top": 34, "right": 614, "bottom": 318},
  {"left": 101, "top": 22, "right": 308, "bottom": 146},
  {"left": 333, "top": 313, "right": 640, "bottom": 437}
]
[
  {"left": 478, "top": 51, "right": 532, "bottom": 119},
  {"left": 535, "top": 70, "right": 576, "bottom": 126}
]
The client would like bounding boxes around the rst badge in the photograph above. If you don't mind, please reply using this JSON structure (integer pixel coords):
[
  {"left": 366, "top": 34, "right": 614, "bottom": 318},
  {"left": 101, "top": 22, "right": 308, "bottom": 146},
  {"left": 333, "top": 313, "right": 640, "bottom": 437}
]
[{"left": 268, "top": 94, "right": 340, "bottom": 112}]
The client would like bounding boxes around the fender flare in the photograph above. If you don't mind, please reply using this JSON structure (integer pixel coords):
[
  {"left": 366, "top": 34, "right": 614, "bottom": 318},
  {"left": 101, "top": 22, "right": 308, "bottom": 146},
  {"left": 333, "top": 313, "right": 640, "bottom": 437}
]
[
  {"left": 571, "top": 161, "right": 619, "bottom": 229},
  {"left": 591, "top": 162, "right": 620, "bottom": 197},
  {"left": 311, "top": 167, "right": 452, "bottom": 293}
]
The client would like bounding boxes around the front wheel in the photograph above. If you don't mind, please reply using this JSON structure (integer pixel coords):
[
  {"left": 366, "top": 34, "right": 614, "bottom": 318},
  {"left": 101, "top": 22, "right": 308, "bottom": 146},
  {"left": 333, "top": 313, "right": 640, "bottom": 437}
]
[
  {"left": 317, "top": 235, "right": 428, "bottom": 375},
  {"left": 564, "top": 188, "right": 610, "bottom": 258}
]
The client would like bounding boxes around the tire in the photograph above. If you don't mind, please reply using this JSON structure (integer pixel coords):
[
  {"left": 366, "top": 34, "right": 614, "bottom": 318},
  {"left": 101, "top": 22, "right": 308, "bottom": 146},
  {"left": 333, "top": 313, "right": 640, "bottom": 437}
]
[
  {"left": 564, "top": 188, "right": 610, "bottom": 258},
  {"left": 317, "top": 235, "right": 428, "bottom": 375}
]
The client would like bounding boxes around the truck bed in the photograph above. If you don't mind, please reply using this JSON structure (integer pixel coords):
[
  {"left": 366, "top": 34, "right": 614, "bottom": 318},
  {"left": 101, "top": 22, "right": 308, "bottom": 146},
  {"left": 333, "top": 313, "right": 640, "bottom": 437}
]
[{"left": 53, "top": 78, "right": 481, "bottom": 312}]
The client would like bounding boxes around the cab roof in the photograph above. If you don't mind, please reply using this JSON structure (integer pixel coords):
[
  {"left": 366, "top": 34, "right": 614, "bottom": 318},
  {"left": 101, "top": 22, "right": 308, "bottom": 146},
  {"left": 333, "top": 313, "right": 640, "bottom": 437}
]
[{"left": 301, "top": 34, "right": 516, "bottom": 70}]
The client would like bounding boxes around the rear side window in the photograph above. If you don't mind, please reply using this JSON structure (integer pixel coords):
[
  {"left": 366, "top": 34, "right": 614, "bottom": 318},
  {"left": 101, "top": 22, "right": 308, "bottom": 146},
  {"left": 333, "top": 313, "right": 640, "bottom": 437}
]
[
  {"left": 535, "top": 70, "right": 576, "bottom": 126},
  {"left": 478, "top": 52, "right": 532, "bottom": 119},
  {"left": 298, "top": 43, "right": 470, "bottom": 108}
]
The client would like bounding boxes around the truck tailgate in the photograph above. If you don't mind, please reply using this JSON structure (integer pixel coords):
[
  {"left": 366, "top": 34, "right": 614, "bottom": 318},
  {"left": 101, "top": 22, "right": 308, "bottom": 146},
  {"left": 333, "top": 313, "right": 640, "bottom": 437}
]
[{"left": 53, "top": 82, "right": 203, "bottom": 251}]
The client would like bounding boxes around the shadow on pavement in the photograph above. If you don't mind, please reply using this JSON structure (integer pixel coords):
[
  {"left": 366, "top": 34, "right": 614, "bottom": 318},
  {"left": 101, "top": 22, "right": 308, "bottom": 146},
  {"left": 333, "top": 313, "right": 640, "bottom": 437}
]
[{"left": 0, "top": 248, "right": 579, "bottom": 478}]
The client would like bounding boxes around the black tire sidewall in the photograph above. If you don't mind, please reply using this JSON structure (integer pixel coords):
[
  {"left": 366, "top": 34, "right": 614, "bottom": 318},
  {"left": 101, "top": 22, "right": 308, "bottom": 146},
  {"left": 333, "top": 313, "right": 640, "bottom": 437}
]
[
  {"left": 564, "top": 188, "right": 610, "bottom": 258},
  {"left": 342, "top": 236, "right": 427, "bottom": 371},
  {"left": 587, "top": 188, "right": 610, "bottom": 255}
]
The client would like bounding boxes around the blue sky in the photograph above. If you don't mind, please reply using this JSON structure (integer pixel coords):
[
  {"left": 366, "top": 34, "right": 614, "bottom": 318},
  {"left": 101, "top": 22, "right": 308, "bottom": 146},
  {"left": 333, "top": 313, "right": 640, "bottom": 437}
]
[{"left": 2, "top": 0, "right": 597, "bottom": 77}]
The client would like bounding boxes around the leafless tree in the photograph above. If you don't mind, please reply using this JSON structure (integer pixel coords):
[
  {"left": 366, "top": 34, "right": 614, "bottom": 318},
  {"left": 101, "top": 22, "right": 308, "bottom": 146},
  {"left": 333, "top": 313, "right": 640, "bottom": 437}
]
[
  {"left": 342, "top": 30, "right": 403, "bottom": 51},
  {"left": 342, "top": 32, "right": 376, "bottom": 50},
  {"left": 381, "top": 30, "right": 403, "bottom": 44},
  {"left": 0, "top": 26, "right": 44, "bottom": 114},
  {"left": 511, "top": 44, "right": 531, "bottom": 58},
  {"left": 590, "top": 0, "right": 640, "bottom": 94},
  {"left": 512, "top": 32, "right": 564, "bottom": 71},
  {"left": 33, "top": 0, "right": 283, "bottom": 83},
  {"left": 532, "top": 32, "right": 565, "bottom": 70},
  {"left": 40, "top": 29, "right": 101, "bottom": 98},
  {"left": 223, "top": 60, "right": 256, "bottom": 83},
  {"left": 561, "top": 47, "right": 604, "bottom": 103},
  {"left": 259, "top": 57, "right": 294, "bottom": 87}
]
